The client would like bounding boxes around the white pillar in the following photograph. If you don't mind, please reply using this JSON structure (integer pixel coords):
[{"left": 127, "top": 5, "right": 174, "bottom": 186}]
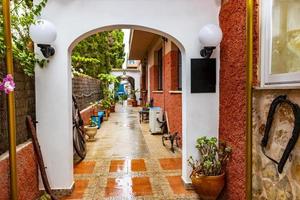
[{"left": 35, "top": 47, "right": 73, "bottom": 189}]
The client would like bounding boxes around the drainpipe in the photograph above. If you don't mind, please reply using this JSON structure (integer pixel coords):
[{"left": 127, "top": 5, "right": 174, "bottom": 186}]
[
  {"left": 2, "top": 0, "right": 18, "bottom": 199},
  {"left": 246, "top": 0, "right": 253, "bottom": 199}
]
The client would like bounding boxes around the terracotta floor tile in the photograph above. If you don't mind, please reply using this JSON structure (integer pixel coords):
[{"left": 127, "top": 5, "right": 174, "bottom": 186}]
[
  {"left": 131, "top": 159, "right": 147, "bottom": 172},
  {"left": 132, "top": 177, "right": 152, "bottom": 196},
  {"left": 105, "top": 177, "right": 152, "bottom": 197},
  {"left": 105, "top": 178, "right": 124, "bottom": 197},
  {"left": 159, "top": 158, "right": 182, "bottom": 170},
  {"left": 62, "top": 180, "right": 89, "bottom": 199},
  {"left": 166, "top": 176, "right": 192, "bottom": 195},
  {"left": 74, "top": 161, "right": 96, "bottom": 174},
  {"left": 109, "top": 160, "right": 125, "bottom": 172}
]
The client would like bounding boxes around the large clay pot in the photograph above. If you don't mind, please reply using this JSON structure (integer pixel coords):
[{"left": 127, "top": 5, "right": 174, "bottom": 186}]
[
  {"left": 84, "top": 126, "right": 97, "bottom": 141},
  {"left": 132, "top": 99, "right": 138, "bottom": 107},
  {"left": 191, "top": 173, "right": 225, "bottom": 200},
  {"left": 110, "top": 104, "right": 115, "bottom": 112}
]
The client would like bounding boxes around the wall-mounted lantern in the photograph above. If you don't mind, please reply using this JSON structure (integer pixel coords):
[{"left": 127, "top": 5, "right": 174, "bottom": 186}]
[
  {"left": 29, "top": 19, "right": 57, "bottom": 58},
  {"left": 198, "top": 24, "right": 223, "bottom": 58}
]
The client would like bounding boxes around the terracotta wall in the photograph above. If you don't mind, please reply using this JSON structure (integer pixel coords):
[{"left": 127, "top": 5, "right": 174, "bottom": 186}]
[
  {"left": 219, "top": 0, "right": 259, "bottom": 198},
  {"left": 219, "top": 1, "right": 248, "bottom": 198},
  {"left": 0, "top": 142, "right": 40, "bottom": 200},
  {"left": 148, "top": 46, "right": 182, "bottom": 143}
]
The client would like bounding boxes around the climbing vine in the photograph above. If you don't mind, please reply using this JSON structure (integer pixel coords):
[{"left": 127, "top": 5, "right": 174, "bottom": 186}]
[
  {"left": 0, "top": 0, "right": 48, "bottom": 76},
  {"left": 71, "top": 30, "right": 125, "bottom": 78}
]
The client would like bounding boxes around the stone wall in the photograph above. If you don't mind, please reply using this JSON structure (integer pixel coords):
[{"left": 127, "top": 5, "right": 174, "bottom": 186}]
[
  {"left": 252, "top": 90, "right": 300, "bottom": 199},
  {"left": 72, "top": 76, "right": 101, "bottom": 111},
  {"left": 0, "top": 63, "right": 36, "bottom": 155}
]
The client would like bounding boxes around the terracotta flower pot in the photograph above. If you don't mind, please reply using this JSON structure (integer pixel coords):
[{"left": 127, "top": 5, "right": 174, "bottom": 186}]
[
  {"left": 110, "top": 104, "right": 115, "bottom": 112},
  {"left": 191, "top": 173, "right": 225, "bottom": 200},
  {"left": 132, "top": 99, "right": 138, "bottom": 107}
]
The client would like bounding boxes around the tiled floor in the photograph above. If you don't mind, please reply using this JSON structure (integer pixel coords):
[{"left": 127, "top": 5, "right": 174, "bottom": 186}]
[{"left": 62, "top": 104, "right": 198, "bottom": 199}]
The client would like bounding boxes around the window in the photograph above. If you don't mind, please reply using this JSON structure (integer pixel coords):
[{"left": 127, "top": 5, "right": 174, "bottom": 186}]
[
  {"left": 157, "top": 48, "right": 163, "bottom": 90},
  {"left": 261, "top": 0, "right": 300, "bottom": 85},
  {"left": 178, "top": 50, "right": 182, "bottom": 90},
  {"left": 128, "top": 60, "right": 136, "bottom": 65}
]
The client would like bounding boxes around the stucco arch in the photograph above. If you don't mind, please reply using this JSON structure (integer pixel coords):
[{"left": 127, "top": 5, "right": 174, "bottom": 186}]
[
  {"left": 35, "top": 0, "right": 220, "bottom": 191},
  {"left": 68, "top": 25, "right": 185, "bottom": 55}
]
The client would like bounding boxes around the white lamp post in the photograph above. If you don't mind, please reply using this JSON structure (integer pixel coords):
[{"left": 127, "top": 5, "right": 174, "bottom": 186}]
[
  {"left": 198, "top": 24, "right": 223, "bottom": 58},
  {"left": 29, "top": 19, "right": 57, "bottom": 58}
]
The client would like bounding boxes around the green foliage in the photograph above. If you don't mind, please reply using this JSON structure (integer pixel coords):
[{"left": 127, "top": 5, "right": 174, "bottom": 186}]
[
  {"left": 0, "top": 0, "right": 48, "bottom": 76},
  {"left": 188, "top": 136, "right": 232, "bottom": 176},
  {"left": 71, "top": 30, "right": 125, "bottom": 78},
  {"left": 89, "top": 118, "right": 97, "bottom": 127},
  {"left": 130, "top": 89, "right": 139, "bottom": 99}
]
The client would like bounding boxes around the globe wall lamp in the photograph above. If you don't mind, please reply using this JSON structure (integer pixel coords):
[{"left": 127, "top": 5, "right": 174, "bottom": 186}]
[
  {"left": 29, "top": 19, "right": 57, "bottom": 58},
  {"left": 198, "top": 24, "right": 223, "bottom": 59}
]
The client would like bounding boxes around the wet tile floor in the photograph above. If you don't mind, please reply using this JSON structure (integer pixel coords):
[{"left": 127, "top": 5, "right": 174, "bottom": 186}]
[{"left": 62, "top": 104, "right": 198, "bottom": 200}]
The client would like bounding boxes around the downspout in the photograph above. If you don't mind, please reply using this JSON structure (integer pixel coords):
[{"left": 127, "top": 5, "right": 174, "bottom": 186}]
[
  {"left": 2, "top": 0, "right": 18, "bottom": 199},
  {"left": 246, "top": 0, "right": 253, "bottom": 199}
]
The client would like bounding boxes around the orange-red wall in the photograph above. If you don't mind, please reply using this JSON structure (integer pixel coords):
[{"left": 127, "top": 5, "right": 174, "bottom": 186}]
[
  {"left": 149, "top": 50, "right": 182, "bottom": 144},
  {"left": 0, "top": 142, "right": 40, "bottom": 200},
  {"left": 219, "top": 0, "right": 259, "bottom": 199}
]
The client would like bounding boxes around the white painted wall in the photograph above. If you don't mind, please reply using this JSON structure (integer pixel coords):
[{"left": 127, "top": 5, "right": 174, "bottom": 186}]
[
  {"left": 111, "top": 70, "right": 141, "bottom": 104},
  {"left": 35, "top": 0, "right": 221, "bottom": 189}
]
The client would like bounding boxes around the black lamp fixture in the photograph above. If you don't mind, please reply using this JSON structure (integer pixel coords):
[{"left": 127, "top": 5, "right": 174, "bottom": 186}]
[
  {"left": 29, "top": 19, "right": 57, "bottom": 58},
  {"left": 198, "top": 24, "right": 223, "bottom": 59},
  {"left": 37, "top": 44, "right": 55, "bottom": 58}
]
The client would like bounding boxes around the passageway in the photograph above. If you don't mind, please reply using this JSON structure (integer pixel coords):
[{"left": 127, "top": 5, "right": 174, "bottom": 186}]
[{"left": 62, "top": 104, "right": 197, "bottom": 199}]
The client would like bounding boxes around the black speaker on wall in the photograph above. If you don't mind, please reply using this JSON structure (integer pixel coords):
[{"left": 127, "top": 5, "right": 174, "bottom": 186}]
[{"left": 191, "top": 58, "right": 216, "bottom": 93}]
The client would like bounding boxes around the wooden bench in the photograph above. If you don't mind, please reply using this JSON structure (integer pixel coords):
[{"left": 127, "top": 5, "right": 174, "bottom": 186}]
[{"left": 157, "top": 112, "right": 180, "bottom": 153}]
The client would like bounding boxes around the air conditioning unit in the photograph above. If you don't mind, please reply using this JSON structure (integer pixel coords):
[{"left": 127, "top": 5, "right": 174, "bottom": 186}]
[{"left": 149, "top": 107, "right": 163, "bottom": 134}]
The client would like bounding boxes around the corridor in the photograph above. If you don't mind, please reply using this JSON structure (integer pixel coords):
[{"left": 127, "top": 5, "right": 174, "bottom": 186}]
[{"left": 63, "top": 105, "right": 198, "bottom": 199}]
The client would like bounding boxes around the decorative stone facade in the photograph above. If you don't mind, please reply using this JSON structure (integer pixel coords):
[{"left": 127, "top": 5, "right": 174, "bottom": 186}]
[{"left": 252, "top": 90, "right": 300, "bottom": 200}]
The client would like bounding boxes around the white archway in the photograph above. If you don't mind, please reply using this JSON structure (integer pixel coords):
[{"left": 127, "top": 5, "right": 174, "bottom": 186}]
[{"left": 35, "top": 0, "right": 221, "bottom": 191}]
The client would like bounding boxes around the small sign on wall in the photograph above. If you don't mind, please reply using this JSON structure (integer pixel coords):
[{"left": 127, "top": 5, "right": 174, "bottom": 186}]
[{"left": 191, "top": 58, "right": 216, "bottom": 93}]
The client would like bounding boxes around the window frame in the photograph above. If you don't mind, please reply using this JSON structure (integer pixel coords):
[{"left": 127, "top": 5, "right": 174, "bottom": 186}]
[
  {"left": 260, "top": 0, "right": 300, "bottom": 86},
  {"left": 157, "top": 48, "right": 163, "bottom": 90}
]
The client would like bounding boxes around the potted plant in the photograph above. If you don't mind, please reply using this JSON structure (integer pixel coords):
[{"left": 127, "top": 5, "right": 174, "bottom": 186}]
[
  {"left": 84, "top": 119, "right": 98, "bottom": 141},
  {"left": 188, "top": 136, "right": 232, "bottom": 200},
  {"left": 101, "top": 99, "right": 111, "bottom": 119},
  {"left": 142, "top": 102, "right": 150, "bottom": 111},
  {"left": 130, "top": 89, "right": 139, "bottom": 107},
  {"left": 90, "top": 101, "right": 99, "bottom": 116}
]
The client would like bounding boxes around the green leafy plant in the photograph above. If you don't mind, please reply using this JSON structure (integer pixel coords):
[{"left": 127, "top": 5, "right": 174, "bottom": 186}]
[
  {"left": 130, "top": 89, "right": 139, "bottom": 100},
  {"left": 71, "top": 30, "right": 125, "bottom": 78},
  {"left": 188, "top": 136, "right": 232, "bottom": 177},
  {"left": 100, "top": 99, "right": 111, "bottom": 110},
  {"left": 89, "top": 118, "right": 97, "bottom": 127},
  {"left": 0, "top": 0, "right": 48, "bottom": 76}
]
